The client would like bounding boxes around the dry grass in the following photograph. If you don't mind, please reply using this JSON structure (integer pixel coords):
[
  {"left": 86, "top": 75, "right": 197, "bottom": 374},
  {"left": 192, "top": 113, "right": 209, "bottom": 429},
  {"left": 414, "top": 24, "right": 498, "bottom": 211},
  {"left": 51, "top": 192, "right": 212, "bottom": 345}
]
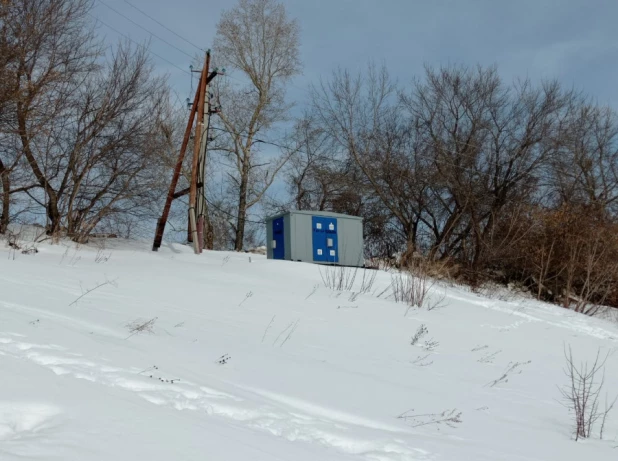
[{"left": 126, "top": 317, "right": 158, "bottom": 339}]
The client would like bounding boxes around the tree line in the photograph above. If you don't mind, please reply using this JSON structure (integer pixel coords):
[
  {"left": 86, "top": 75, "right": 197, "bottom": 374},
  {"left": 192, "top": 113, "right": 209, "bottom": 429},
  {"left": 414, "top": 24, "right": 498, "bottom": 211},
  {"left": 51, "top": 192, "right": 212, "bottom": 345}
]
[
  {"left": 2, "top": 0, "right": 617, "bottom": 313},
  {"left": 282, "top": 64, "right": 618, "bottom": 312}
]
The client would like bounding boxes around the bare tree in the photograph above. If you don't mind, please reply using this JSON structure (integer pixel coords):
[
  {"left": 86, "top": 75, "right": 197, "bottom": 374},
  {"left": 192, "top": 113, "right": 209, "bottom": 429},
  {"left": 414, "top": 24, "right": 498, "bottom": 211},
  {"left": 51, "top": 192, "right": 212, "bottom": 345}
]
[
  {"left": 1, "top": 0, "right": 170, "bottom": 242},
  {"left": 0, "top": 1, "right": 40, "bottom": 233},
  {"left": 213, "top": 0, "right": 301, "bottom": 250},
  {"left": 309, "top": 64, "right": 419, "bottom": 260},
  {"left": 404, "top": 66, "right": 569, "bottom": 278},
  {"left": 7, "top": 0, "right": 100, "bottom": 236},
  {"left": 309, "top": 64, "right": 574, "bottom": 279},
  {"left": 550, "top": 102, "right": 618, "bottom": 217},
  {"left": 55, "top": 43, "right": 169, "bottom": 241},
  {"left": 560, "top": 346, "right": 616, "bottom": 441},
  {"left": 280, "top": 114, "right": 365, "bottom": 213}
]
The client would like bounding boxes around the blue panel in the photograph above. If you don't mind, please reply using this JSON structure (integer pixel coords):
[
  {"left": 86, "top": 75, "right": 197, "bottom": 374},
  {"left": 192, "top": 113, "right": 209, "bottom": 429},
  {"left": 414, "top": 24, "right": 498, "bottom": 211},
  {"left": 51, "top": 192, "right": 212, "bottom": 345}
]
[
  {"left": 272, "top": 217, "right": 284, "bottom": 259},
  {"left": 312, "top": 216, "right": 338, "bottom": 263}
]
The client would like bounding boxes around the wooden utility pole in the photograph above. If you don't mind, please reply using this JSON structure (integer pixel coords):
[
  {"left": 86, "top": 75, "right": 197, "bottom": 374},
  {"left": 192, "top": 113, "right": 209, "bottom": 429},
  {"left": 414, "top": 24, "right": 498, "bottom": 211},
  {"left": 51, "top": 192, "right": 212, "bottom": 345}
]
[
  {"left": 152, "top": 50, "right": 221, "bottom": 253},
  {"left": 188, "top": 52, "right": 209, "bottom": 254},
  {"left": 195, "top": 52, "right": 212, "bottom": 253}
]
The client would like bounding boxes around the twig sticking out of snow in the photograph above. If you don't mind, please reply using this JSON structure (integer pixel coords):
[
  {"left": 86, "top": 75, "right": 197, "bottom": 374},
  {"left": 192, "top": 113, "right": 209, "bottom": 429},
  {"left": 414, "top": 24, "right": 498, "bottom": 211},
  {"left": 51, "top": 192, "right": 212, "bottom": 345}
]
[
  {"left": 305, "top": 284, "right": 319, "bottom": 300},
  {"left": 272, "top": 319, "right": 300, "bottom": 347},
  {"left": 359, "top": 269, "right": 378, "bottom": 294},
  {"left": 279, "top": 320, "right": 300, "bottom": 347},
  {"left": 410, "top": 324, "right": 428, "bottom": 346},
  {"left": 373, "top": 284, "right": 392, "bottom": 299},
  {"left": 412, "top": 354, "right": 434, "bottom": 367},
  {"left": 125, "top": 317, "right": 158, "bottom": 339},
  {"left": 485, "top": 360, "right": 531, "bottom": 387},
  {"left": 69, "top": 278, "right": 118, "bottom": 306},
  {"left": 422, "top": 339, "right": 439, "bottom": 352},
  {"left": 397, "top": 408, "right": 463, "bottom": 428},
  {"left": 478, "top": 350, "right": 502, "bottom": 364},
  {"left": 261, "top": 315, "right": 276, "bottom": 343},
  {"left": 59, "top": 244, "right": 82, "bottom": 266},
  {"left": 319, "top": 264, "right": 359, "bottom": 291},
  {"left": 239, "top": 291, "right": 253, "bottom": 306},
  {"left": 94, "top": 248, "right": 112, "bottom": 263},
  {"left": 137, "top": 365, "right": 159, "bottom": 375},
  {"left": 216, "top": 354, "right": 230, "bottom": 365}
]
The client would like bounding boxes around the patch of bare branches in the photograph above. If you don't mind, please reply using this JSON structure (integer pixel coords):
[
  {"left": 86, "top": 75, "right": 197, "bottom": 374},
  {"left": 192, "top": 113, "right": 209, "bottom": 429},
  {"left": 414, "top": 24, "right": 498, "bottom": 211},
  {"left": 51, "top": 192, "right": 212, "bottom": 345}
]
[
  {"left": 391, "top": 261, "right": 441, "bottom": 314},
  {"left": 410, "top": 324, "right": 428, "bottom": 346},
  {"left": 485, "top": 360, "right": 531, "bottom": 388},
  {"left": 559, "top": 346, "right": 617, "bottom": 441},
  {"left": 69, "top": 277, "right": 118, "bottom": 306},
  {"left": 397, "top": 408, "right": 462, "bottom": 428},
  {"left": 319, "top": 264, "right": 358, "bottom": 291},
  {"left": 126, "top": 317, "right": 158, "bottom": 339},
  {"left": 1, "top": 0, "right": 171, "bottom": 243}
]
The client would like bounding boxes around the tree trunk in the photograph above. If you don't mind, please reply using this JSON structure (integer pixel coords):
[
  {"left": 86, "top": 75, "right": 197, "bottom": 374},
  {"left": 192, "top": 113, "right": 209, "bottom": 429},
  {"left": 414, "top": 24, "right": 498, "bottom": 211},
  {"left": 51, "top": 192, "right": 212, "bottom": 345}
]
[
  {"left": 47, "top": 195, "right": 62, "bottom": 236},
  {"left": 234, "top": 163, "right": 250, "bottom": 251},
  {"left": 428, "top": 207, "right": 464, "bottom": 261},
  {"left": 204, "top": 214, "right": 214, "bottom": 250},
  {"left": 400, "top": 221, "right": 417, "bottom": 267},
  {"left": 17, "top": 106, "right": 62, "bottom": 236},
  {"left": 0, "top": 161, "right": 9, "bottom": 234}
]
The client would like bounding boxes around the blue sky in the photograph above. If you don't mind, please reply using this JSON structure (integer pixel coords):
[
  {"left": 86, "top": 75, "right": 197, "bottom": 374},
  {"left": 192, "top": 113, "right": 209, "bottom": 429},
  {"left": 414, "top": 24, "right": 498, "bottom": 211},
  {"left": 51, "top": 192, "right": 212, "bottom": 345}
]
[{"left": 94, "top": 0, "right": 618, "bottom": 109}]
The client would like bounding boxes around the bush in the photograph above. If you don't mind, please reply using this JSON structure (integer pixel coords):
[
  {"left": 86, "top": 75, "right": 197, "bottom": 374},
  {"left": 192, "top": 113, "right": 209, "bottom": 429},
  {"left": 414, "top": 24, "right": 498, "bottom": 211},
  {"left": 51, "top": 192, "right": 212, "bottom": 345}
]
[{"left": 559, "top": 346, "right": 616, "bottom": 441}]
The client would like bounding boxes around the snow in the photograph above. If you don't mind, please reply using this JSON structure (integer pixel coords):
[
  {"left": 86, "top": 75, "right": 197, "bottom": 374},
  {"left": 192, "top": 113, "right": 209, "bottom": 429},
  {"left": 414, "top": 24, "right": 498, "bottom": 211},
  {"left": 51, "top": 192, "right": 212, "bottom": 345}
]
[{"left": 1, "top": 236, "right": 617, "bottom": 460}]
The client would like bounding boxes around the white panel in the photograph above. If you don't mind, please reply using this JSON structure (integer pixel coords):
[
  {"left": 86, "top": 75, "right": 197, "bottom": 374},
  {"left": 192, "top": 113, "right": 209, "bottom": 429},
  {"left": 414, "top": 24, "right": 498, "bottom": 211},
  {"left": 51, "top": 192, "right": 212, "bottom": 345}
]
[
  {"left": 330, "top": 250, "right": 335, "bottom": 256},
  {"left": 272, "top": 240, "right": 277, "bottom": 249},
  {"left": 327, "top": 238, "right": 333, "bottom": 247},
  {"left": 316, "top": 223, "right": 322, "bottom": 229},
  {"left": 317, "top": 249, "right": 323, "bottom": 255}
]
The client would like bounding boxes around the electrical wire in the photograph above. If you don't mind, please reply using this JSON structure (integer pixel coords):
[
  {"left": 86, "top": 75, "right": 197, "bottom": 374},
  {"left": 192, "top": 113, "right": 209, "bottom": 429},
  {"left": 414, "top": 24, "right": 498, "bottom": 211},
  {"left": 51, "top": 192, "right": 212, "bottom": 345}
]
[
  {"left": 224, "top": 70, "right": 312, "bottom": 100},
  {"left": 89, "top": 13, "right": 191, "bottom": 76},
  {"left": 123, "top": 0, "right": 205, "bottom": 53},
  {"left": 208, "top": 126, "right": 291, "bottom": 152},
  {"left": 96, "top": 0, "right": 195, "bottom": 60}
]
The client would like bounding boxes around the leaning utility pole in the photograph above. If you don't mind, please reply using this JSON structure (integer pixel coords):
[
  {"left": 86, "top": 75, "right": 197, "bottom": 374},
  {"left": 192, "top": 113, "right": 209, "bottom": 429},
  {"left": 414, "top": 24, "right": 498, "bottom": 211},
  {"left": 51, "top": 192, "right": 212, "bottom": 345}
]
[{"left": 152, "top": 50, "right": 221, "bottom": 253}]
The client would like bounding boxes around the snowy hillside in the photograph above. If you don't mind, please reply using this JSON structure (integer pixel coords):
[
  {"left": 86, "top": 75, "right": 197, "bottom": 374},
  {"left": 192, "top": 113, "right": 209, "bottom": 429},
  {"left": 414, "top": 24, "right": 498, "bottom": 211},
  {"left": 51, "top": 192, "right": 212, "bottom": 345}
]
[{"left": 1, "top": 237, "right": 618, "bottom": 461}]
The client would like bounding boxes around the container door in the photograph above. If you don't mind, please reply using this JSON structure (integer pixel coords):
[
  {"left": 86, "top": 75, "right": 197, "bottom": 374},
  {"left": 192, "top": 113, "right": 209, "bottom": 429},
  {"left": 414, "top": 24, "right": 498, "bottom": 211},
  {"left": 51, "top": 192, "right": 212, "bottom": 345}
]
[
  {"left": 312, "top": 216, "right": 338, "bottom": 263},
  {"left": 272, "top": 217, "right": 284, "bottom": 259}
]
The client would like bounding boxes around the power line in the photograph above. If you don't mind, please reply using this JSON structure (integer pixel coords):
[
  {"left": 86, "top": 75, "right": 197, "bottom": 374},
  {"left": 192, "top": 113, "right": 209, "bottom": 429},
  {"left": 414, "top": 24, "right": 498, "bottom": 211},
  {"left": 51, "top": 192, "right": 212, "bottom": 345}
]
[
  {"left": 223, "top": 67, "right": 310, "bottom": 96},
  {"left": 96, "top": 0, "right": 195, "bottom": 60},
  {"left": 89, "top": 14, "right": 191, "bottom": 76},
  {"left": 123, "top": 0, "right": 205, "bottom": 53},
  {"left": 209, "top": 126, "right": 292, "bottom": 151}
]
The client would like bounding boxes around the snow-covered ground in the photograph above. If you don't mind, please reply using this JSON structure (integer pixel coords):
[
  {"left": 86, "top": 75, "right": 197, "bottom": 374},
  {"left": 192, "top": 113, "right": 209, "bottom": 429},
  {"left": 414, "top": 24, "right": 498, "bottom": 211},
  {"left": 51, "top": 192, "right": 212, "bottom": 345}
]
[{"left": 1, "top": 236, "right": 617, "bottom": 460}]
